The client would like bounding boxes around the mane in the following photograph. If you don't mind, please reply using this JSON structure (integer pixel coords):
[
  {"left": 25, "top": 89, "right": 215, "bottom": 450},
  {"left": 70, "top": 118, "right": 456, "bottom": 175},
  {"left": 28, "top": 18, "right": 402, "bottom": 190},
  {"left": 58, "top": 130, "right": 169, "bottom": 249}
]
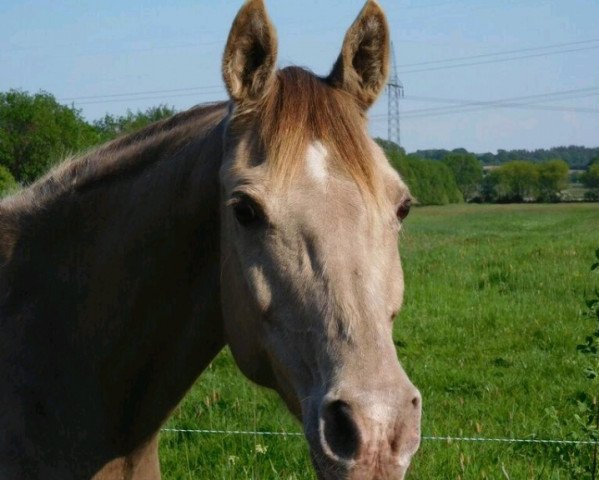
[
  {"left": 0, "top": 101, "right": 228, "bottom": 263},
  {"left": 253, "top": 67, "right": 378, "bottom": 198},
  {"left": 4, "top": 102, "right": 228, "bottom": 212}
]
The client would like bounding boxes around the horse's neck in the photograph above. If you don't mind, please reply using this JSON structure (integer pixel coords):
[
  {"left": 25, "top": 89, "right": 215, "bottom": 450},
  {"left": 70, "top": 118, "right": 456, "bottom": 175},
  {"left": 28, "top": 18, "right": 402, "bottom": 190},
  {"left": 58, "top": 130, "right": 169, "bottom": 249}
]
[{"left": 1, "top": 107, "right": 228, "bottom": 462}]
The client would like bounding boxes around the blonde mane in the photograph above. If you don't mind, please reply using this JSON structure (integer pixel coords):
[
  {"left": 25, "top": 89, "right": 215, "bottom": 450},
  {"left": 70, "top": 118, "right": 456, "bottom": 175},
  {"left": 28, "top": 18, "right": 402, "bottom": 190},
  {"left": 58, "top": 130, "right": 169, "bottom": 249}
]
[{"left": 235, "top": 67, "right": 379, "bottom": 199}]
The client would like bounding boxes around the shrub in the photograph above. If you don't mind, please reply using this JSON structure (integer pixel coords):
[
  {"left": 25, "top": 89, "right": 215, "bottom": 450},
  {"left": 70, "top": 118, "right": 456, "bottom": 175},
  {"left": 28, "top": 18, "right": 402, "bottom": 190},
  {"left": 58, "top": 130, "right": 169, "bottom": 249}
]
[{"left": 385, "top": 148, "right": 463, "bottom": 205}]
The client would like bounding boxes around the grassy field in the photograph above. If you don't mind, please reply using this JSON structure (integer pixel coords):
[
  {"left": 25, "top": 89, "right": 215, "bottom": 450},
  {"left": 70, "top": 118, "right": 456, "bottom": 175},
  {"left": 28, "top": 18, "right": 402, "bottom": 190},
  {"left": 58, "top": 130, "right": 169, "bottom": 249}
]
[{"left": 160, "top": 203, "right": 599, "bottom": 479}]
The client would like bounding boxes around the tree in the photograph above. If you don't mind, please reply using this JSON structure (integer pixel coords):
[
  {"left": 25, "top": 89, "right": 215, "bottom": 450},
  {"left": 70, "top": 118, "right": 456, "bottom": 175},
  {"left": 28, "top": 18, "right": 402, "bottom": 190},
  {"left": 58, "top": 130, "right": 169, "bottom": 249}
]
[
  {"left": 442, "top": 151, "right": 483, "bottom": 201},
  {"left": 0, "top": 165, "right": 18, "bottom": 197},
  {"left": 582, "top": 158, "right": 599, "bottom": 189},
  {"left": 375, "top": 138, "right": 403, "bottom": 155},
  {"left": 93, "top": 105, "right": 176, "bottom": 143},
  {"left": 413, "top": 149, "right": 450, "bottom": 161},
  {"left": 537, "top": 159, "right": 569, "bottom": 202},
  {"left": 474, "top": 146, "right": 599, "bottom": 169},
  {"left": 0, "top": 90, "right": 99, "bottom": 183},
  {"left": 501, "top": 161, "right": 539, "bottom": 201},
  {"left": 480, "top": 169, "right": 499, "bottom": 202},
  {"left": 485, "top": 161, "right": 539, "bottom": 202},
  {"left": 582, "top": 159, "right": 599, "bottom": 201}
]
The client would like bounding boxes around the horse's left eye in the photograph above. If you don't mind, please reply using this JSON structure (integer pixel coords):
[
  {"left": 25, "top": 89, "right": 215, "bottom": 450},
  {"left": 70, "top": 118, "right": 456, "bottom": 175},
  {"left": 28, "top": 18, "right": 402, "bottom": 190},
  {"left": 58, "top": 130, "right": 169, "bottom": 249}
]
[
  {"left": 232, "top": 196, "right": 263, "bottom": 227},
  {"left": 396, "top": 198, "right": 411, "bottom": 221}
]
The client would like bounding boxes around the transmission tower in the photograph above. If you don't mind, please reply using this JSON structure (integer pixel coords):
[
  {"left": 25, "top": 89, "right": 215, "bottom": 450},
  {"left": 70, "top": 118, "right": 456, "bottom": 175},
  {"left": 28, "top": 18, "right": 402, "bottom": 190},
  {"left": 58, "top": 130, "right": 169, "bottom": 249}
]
[{"left": 387, "top": 41, "right": 404, "bottom": 148}]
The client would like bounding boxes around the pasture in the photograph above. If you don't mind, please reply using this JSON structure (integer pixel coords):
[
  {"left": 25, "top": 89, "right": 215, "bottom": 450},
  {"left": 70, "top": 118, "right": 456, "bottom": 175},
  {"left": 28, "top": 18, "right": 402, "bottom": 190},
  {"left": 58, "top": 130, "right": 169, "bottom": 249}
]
[{"left": 160, "top": 203, "right": 599, "bottom": 479}]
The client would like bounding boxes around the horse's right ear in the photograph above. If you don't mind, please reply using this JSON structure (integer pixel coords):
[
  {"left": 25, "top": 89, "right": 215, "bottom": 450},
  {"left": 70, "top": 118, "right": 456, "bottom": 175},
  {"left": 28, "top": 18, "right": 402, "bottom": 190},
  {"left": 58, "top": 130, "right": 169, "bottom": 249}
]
[
  {"left": 327, "top": 0, "right": 390, "bottom": 110},
  {"left": 222, "top": 0, "right": 278, "bottom": 105}
]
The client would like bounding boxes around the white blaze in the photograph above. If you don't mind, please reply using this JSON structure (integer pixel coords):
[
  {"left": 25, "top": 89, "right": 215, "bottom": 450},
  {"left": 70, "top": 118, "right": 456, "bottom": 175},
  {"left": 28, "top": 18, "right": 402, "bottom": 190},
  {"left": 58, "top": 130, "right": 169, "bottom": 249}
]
[{"left": 306, "top": 141, "right": 329, "bottom": 184}]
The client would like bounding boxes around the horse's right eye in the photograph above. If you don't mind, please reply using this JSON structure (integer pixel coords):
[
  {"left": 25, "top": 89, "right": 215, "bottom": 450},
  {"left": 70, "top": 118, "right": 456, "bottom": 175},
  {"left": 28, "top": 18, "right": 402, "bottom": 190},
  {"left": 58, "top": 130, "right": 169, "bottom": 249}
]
[
  {"left": 396, "top": 197, "right": 411, "bottom": 221},
  {"left": 232, "top": 196, "right": 263, "bottom": 227}
]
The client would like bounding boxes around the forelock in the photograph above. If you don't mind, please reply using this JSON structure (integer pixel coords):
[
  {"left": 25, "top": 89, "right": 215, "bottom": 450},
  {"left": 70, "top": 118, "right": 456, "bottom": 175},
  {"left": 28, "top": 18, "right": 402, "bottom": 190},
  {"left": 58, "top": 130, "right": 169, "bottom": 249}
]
[{"left": 238, "top": 66, "right": 380, "bottom": 200}]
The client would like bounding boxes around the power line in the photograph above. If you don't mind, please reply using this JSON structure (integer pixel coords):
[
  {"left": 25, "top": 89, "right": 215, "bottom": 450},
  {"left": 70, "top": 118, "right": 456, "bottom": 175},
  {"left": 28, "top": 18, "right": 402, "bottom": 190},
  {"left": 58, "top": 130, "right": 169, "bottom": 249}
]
[
  {"left": 61, "top": 84, "right": 599, "bottom": 117},
  {"left": 402, "top": 86, "right": 599, "bottom": 108},
  {"left": 0, "top": 39, "right": 223, "bottom": 57},
  {"left": 401, "top": 94, "right": 599, "bottom": 118},
  {"left": 59, "top": 85, "right": 223, "bottom": 103},
  {"left": 369, "top": 103, "right": 599, "bottom": 123},
  {"left": 402, "top": 95, "right": 599, "bottom": 117},
  {"left": 65, "top": 84, "right": 599, "bottom": 108},
  {"left": 405, "top": 88, "right": 599, "bottom": 116},
  {"left": 56, "top": 83, "right": 599, "bottom": 122},
  {"left": 398, "top": 37, "right": 599, "bottom": 68},
  {"left": 70, "top": 91, "right": 227, "bottom": 107},
  {"left": 369, "top": 99, "right": 599, "bottom": 122},
  {"left": 399, "top": 44, "right": 599, "bottom": 74},
  {"left": 369, "top": 86, "right": 599, "bottom": 120}
]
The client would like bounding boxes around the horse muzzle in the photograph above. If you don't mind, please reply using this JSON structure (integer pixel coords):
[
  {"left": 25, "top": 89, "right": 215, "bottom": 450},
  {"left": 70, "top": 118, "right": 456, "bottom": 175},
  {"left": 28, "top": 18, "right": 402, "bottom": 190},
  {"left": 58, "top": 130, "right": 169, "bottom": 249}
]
[{"left": 305, "top": 384, "right": 422, "bottom": 480}]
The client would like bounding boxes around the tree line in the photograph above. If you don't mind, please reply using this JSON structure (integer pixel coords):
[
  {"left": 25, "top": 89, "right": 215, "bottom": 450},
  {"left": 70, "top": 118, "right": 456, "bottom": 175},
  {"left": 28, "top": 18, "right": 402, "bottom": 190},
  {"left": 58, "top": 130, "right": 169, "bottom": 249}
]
[
  {"left": 1, "top": 89, "right": 598, "bottom": 204},
  {"left": 0, "top": 90, "right": 176, "bottom": 192},
  {"left": 378, "top": 140, "right": 599, "bottom": 205},
  {"left": 415, "top": 145, "right": 599, "bottom": 169}
]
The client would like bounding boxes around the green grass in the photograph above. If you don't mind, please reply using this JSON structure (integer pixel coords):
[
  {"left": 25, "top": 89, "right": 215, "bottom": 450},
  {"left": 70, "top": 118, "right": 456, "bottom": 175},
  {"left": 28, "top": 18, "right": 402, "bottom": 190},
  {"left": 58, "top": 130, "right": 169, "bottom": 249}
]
[{"left": 160, "top": 203, "right": 599, "bottom": 479}]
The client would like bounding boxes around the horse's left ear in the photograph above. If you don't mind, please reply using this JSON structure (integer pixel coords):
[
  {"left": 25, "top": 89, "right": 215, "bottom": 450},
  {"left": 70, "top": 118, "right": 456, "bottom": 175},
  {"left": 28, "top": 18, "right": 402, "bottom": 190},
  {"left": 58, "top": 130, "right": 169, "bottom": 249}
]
[
  {"left": 222, "top": 0, "right": 278, "bottom": 105},
  {"left": 327, "top": 0, "right": 390, "bottom": 110}
]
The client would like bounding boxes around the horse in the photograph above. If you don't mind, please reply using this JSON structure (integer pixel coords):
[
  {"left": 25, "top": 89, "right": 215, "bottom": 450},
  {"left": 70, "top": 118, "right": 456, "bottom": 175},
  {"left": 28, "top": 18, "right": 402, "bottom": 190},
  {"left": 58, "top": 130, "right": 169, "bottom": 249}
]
[{"left": 0, "top": 1, "right": 421, "bottom": 479}]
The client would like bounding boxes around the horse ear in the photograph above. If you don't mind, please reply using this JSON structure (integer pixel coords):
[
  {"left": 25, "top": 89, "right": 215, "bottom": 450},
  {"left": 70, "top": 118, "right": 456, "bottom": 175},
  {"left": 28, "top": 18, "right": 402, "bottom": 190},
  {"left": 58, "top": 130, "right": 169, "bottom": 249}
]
[
  {"left": 327, "top": 0, "right": 390, "bottom": 110},
  {"left": 222, "top": 0, "right": 278, "bottom": 104}
]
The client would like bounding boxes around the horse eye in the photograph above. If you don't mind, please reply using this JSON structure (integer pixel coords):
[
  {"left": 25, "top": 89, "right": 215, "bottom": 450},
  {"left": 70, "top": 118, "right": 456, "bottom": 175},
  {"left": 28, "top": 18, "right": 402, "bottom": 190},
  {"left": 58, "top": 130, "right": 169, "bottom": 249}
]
[
  {"left": 233, "top": 197, "right": 263, "bottom": 227},
  {"left": 396, "top": 198, "right": 411, "bottom": 221}
]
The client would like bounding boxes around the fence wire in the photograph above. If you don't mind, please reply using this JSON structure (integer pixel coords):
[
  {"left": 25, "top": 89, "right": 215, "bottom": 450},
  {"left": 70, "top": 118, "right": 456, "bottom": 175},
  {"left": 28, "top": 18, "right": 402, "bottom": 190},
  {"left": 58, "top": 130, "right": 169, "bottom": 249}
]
[{"left": 161, "top": 428, "right": 599, "bottom": 446}]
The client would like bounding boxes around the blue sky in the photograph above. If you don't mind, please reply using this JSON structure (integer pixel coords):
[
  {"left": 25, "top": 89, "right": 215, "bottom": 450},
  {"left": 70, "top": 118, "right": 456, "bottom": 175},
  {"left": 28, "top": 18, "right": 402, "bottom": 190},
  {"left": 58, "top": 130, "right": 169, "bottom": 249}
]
[{"left": 1, "top": 0, "right": 598, "bottom": 153}]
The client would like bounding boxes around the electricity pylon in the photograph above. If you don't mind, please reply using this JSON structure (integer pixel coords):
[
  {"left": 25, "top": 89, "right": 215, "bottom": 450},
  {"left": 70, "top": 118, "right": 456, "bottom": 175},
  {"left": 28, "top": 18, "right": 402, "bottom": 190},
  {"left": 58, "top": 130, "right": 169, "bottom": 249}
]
[{"left": 387, "top": 41, "right": 404, "bottom": 148}]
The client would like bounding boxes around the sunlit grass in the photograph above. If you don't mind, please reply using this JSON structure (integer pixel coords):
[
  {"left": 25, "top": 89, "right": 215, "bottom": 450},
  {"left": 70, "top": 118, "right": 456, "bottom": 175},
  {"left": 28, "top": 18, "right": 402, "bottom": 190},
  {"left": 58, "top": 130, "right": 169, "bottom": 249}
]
[{"left": 160, "top": 203, "right": 599, "bottom": 479}]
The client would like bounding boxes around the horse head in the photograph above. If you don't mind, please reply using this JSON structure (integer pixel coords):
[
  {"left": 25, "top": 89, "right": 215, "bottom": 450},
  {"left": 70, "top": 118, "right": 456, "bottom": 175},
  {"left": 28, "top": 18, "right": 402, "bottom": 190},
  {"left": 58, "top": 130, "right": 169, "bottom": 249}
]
[{"left": 219, "top": 2, "right": 421, "bottom": 478}]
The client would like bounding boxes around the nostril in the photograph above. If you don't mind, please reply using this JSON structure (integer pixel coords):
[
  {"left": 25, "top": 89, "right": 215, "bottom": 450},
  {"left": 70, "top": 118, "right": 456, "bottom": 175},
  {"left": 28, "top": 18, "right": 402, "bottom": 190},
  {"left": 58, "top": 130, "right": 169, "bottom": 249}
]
[
  {"left": 322, "top": 400, "right": 361, "bottom": 461},
  {"left": 411, "top": 395, "right": 420, "bottom": 408}
]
